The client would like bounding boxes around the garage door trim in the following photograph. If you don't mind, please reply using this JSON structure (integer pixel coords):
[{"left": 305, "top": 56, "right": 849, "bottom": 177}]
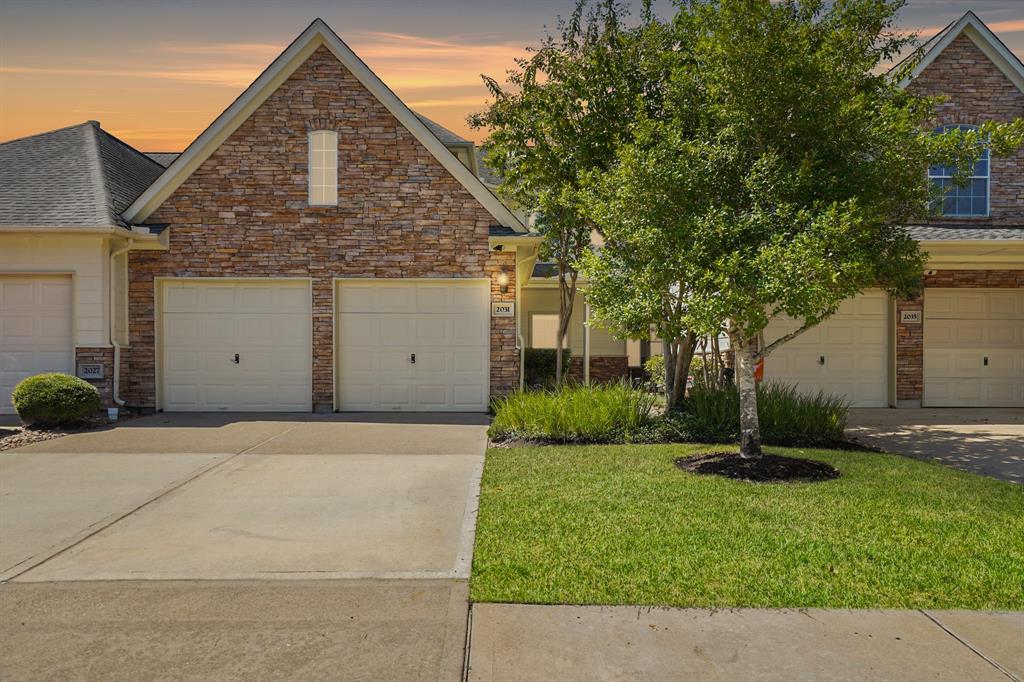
[
  {"left": 333, "top": 278, "right": 491, "bottom": 412},
  {"left": 155, "top": 277, "right": 314, "bottom": 412}
]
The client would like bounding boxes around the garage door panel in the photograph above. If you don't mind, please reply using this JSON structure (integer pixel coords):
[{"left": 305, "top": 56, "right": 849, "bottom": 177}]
[
  {"left": 1, "top": 276, "right": 74, "bottom": 414},
  {"left": 763, "top": 291, "right": 888, "bottom": 407},
  {"left": 161, "top": 281, "right": 311, "bottom": 412},
  {"left": 336, "top": 281, "right": 489, "bottom": 411},
  {"left": 924, "top": 288, "right": 1024, "bottom": 407}
]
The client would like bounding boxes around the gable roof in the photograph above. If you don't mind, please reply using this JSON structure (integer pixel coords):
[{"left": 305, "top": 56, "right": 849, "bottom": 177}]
[
  {"left": 123, "top": 18, "right": 526, "bottom": 232},
  {"left": 896, "top": 11, "right": 1024, "bottom": 93},
  {"left": 414, "top": 113, "right": 471, "bottom": 146},
  {"left": 0, "top": 121, "right": 164, "bottom": 228},
  {"left": 144, "top": 152, "right": 181, "bottom": 168}
]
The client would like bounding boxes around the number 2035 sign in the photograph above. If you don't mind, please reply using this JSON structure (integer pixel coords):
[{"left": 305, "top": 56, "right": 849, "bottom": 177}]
[{"left": 491, "top": 302, "right": 515, "bottom": 318}]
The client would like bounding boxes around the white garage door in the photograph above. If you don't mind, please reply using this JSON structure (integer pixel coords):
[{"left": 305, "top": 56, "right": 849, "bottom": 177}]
[
  {"left": 336, "top": 280, "right": 489, "bottom": 411},
  {"left": 161, "top": 280, "right": 312, "bottom": 411},
  {"left": 924, "top": 289, "right": 1024, "bottom": 407},
  {"left": 763, "top": 291, "right": 889, "bottom": 407},
  {"left": 0, "top": 275, "right": 74, "bottom": 414}
]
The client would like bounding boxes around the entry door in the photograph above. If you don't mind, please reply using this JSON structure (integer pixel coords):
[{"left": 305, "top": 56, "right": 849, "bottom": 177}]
[
  {"left": 0, "top": 275, "right": 73, "bottom": 414},
  {"left": 924, "top": 289, "right": 1024, "bottom": 407},
  {"left": 161, "top": 280, "right": 312, "bottom": 411},
  {"left": 762, "top": 291, "right": 889, "bottom": 407},
  {"left": 336, "top": 280, "right": 489, "bottom": 411}
]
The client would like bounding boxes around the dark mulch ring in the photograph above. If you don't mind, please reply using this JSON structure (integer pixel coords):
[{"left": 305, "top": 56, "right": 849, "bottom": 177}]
[{"left": 675, "top": 452, "right": 840, "bottom": 483}]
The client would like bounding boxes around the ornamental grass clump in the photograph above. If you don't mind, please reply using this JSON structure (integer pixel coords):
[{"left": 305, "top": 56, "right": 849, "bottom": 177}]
[
  {"left": 489, "top": 381, "right": 657, "bottom": 444},
  {"left": 679, "top": 382, "right": 848, "bottom": 447}
]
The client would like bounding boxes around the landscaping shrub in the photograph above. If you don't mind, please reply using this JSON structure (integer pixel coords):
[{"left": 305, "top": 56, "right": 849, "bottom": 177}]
[
  {"left": 524, "top": 348, "right": 572, "bottom": 388},
  {"left": 673, "top": 381, "right": 849, "bottom": 446},
  {"left": 643, "top": 354, "right": 665, "bottom": 390},
  {"left": 12, "top": 373, "right": 101, "bottom": 427},
  {"left": 490, "top": 381, "right": 657, "bottom": 443}
]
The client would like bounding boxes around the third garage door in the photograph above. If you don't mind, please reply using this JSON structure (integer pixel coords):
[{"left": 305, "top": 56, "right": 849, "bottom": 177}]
[
  {"left": 762, "top": 291, "right": 889, "bottom": 407},
  {"left": 336, "top": 280, "right": 489, "bottom": 411},
  {"left": 924, "top": 288, "right": 1024, "bottom": 407}
]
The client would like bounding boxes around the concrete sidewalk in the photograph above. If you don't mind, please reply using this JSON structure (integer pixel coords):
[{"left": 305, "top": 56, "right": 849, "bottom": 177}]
[{"left": 467, "top": 604, "right": 1023, "bottom": 682}]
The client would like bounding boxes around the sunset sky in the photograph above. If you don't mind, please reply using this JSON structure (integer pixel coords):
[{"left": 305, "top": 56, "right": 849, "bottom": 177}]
[{"left": 2, "top": 0, "right": 1022, "bottom": 151}]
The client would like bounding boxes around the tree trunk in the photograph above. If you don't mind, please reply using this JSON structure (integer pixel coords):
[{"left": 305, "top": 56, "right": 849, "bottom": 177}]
[
  {"left": 554, "top": 267, "right": 576, "bottom": 388},
  {"left": 664, "top": 332, "right": 697, "bottom": 412},
  {"left": 736, "top": 339, "right": 763, "bottom": 459}
]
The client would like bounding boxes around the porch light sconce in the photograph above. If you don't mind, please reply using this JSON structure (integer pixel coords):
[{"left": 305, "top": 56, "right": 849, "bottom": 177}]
[{"left": 496, "top": 270, "right": 510, "bottom": 294}]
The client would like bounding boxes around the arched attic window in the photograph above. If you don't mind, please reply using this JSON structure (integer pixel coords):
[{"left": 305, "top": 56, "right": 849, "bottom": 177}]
[
  {"left": 928, "top": 124, "right": 989, "bottom": 217},
  {"left": 308, "top": 130, "right": 338, "bottom": 206}
]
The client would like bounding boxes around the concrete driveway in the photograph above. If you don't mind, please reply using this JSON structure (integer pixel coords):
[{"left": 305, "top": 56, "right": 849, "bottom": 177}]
[
  {"left": 846, "top": 408, "right": 1024, "bottom": 483},
  {"left": 0, "top": 412, "right": 488, "bottom": 681}
]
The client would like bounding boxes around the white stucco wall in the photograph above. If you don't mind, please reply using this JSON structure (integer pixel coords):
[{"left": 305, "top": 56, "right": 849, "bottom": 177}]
[{"left": 0, "top": 233, "right": 111, "bottom": 347}]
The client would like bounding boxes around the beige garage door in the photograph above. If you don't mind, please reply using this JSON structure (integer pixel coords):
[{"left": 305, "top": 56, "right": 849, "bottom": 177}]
[
  {"left": 0, "top": 275, "right": 74, "bottom": 414},
  {"left": 161, "top": 280, "right": 312, "bottom": 411},
  {"left": 763, "top": 291, "right": 889, "bottom": 407},
  {"left": 336, "top": 280, "right": 489, "bottom": 411},
  {"left": 924, "top": 288, "right": 1024, "bottom": 407}
]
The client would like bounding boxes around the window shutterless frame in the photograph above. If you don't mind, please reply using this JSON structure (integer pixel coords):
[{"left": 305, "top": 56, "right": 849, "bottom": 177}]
[
  {"left": 928, "top": 124, "right": 990, "bottom": 217},
  {"left": 308, "top": 130, "right": 338, "bottom": 206}
]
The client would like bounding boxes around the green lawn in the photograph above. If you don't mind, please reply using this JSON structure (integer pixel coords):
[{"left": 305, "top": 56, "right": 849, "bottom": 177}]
[{"left": 471, "top": 444, "right": 1024, "bottom": 609}]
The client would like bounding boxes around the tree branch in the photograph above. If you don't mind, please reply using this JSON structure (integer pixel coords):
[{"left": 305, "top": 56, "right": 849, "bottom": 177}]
[{"left": 761, "top": 321, "right": 817, "bottom": 357}]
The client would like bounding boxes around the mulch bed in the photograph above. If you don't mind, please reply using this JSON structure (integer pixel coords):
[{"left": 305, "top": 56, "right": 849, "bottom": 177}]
[{"left": 675, "top": 452, "right": 840, "bottom": 483}]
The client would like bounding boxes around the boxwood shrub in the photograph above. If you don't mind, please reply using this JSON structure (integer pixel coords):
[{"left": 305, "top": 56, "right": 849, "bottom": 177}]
[{"left": 12, "top": 373, "right": 102, "bottom": 427}]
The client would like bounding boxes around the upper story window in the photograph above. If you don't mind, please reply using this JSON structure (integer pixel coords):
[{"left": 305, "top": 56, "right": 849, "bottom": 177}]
[
  {"left": 308, "top": 130, "right": 338, "bottom": 206},
  {"left": 928, "top": 124, "right": 989, "bottom": 217}
]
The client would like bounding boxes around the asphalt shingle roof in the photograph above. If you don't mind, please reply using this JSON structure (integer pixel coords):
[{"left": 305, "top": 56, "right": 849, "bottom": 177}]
[
  {"left": 474, "top": 147, "right": 502, "bottom": 186},
  {"left": 144, "top": 152, "right": 181, "bottom": 168},
  {"left": 0, "top": 121, "right": 164, "bottom": 228},
  {"left": 413, "top": 112, "right": 471, "bottom": 146},
  {"left": 903, "top": 225, "right": 1024, "bottom": 240}
]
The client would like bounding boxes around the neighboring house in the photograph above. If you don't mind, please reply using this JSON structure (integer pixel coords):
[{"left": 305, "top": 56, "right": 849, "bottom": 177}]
[
  {"left": 525, "top": 11, "right": 1024, "bottom": 407},
  {"left": 0, "top": 19, "right": 541, "bottom": 414}
]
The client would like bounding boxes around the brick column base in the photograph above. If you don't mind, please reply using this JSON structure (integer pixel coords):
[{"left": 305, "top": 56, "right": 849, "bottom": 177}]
[
  {"left": 568, "top": 356, "right": 630, "bottom": 384},
  {"left": 75, "top": 347, "right": 115, "bottom": 408}
]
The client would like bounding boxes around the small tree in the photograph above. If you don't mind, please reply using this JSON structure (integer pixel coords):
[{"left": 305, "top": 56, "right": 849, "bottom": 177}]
[
  {"left": 470, "top": 0, "right": 667, "bottom": 385},
  {"left": 583, "top": 0, "right": 1023, "bottom": 456}
]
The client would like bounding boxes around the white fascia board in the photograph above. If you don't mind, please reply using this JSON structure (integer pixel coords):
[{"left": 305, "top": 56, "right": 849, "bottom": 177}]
[
  {"left": 899, "top": 12, "right": 1024, "bottom": 93},
  {"left": 123, "top": 19, "right": 526, "bottom": 232}
]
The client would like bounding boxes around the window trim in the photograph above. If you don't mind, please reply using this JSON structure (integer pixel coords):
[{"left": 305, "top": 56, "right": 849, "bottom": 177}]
[
  {"left": 308, "top": 129, "right": 339, "bottom": 207},
  {"left": 529, "top": 312, "right": 566, "bottom": 349},
  {"left": 928, "top": 123, "right": 990, "bottom": 218}
]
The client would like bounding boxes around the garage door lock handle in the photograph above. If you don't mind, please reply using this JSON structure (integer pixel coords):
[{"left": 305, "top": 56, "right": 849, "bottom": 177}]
[
  {"left": 409, "top": 353, "right": 416, "bottom": 364},
  {"left": 983, "top": 356, "right": 988, "bottom": 366},
  {"left": 232, "top": 353, "right": 240, "bottom": 364}
]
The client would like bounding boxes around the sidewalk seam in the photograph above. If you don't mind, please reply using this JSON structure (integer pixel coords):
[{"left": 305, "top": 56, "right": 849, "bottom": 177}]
[
  {"left": 462, "top": 602, "right": 474, "bottom": 682},
  {"left": 919, "top": 609, "right": 1020, "bottom": 682}
]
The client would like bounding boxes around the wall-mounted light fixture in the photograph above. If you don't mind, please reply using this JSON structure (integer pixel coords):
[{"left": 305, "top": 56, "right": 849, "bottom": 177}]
[{"left": 496, "top": 270, "right": 510, "bottom": 294}]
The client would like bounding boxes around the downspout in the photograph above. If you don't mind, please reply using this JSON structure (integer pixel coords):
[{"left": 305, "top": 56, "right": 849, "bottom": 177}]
[
  {"left": 515, "top": 246, "right": 537, "bottom": 391},
  {"left": 109, "top": 238, "right": 133, "bottom": 407},
  {"left": 584, "top": 301, "right": 591, "bottom": 385}
]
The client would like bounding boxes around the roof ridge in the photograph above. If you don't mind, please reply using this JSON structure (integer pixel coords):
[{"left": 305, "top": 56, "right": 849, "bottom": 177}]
[
  {"left": 82, "top": 121, "right": 119, "bottom": 226},
  {"left": 97, "top": 126, "right": 167, "bottom": 173},
  {"left": 0, "top": 120, "right": 96, "bottom": 147}
]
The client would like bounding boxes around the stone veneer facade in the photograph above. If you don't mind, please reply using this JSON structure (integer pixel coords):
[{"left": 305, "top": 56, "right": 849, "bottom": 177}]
[
  {"left": 905, "top": 33, "right": 1024, "bottom": 226},
  {"left": 74, "top": 347, "right": 114, "bottom": 407},
  {"left": 125, "top": 45, "right": 518, "bottom": 410},
  {"left": 568, "top": 356, "right": 630, "bottom": 384},
  {"left": 892, "top": 33, "right": 1024, "bottom": 404},
  {"left": 896, "top": 269, "right": 1024, "bottom": 404}
]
